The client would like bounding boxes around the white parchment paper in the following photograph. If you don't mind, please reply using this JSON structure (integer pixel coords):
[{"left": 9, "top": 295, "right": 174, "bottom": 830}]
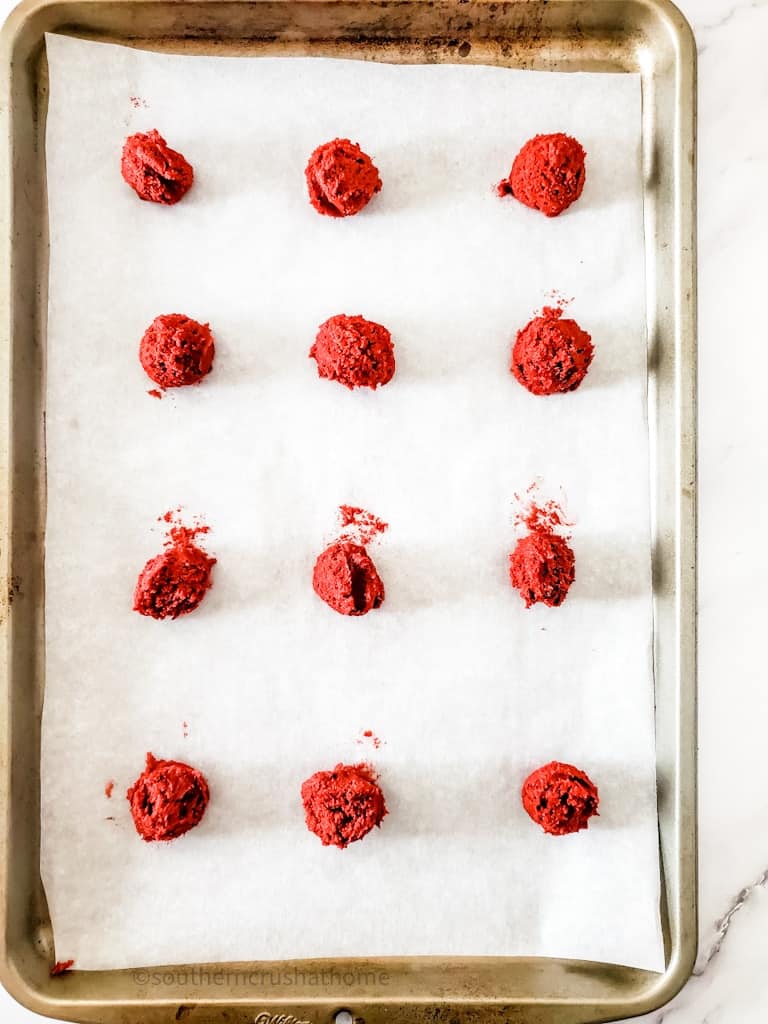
[{"left": 41, "top": 33, "right": 663, "bottom": 973}]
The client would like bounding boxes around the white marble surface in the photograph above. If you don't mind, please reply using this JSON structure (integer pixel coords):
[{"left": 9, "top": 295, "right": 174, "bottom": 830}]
[{"left": 1, "top": 0, "right": 764, "bottom": 1019}]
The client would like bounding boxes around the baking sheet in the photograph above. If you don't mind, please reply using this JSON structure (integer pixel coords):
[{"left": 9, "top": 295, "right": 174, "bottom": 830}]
[{"left": 41, "top": 33, "right": 663, "bottom": 973}]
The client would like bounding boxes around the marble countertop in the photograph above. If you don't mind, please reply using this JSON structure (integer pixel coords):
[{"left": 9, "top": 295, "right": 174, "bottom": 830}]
[{"left": 0, "top": 0, "right": 762, "bottom": 1020}]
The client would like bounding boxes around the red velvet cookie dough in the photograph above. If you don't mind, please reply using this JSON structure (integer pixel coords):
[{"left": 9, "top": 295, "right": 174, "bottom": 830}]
[
  {"left": 510, "top": 492, "right": 576, "bottom": 608},
  {"left": 511, "top": 306, "right": 593, "bottom": 396},
  {"left": 301, "top": 763, "right": 387, "bottom": 848},
  {"left": 121, "top": 129, "right": 194, "bottom": 205},
  {"left": 522, "top": 761, "right": 599, "bottom": 835},
  {"left": 310, "top": 314, "right": 395, "bottom": 390},
  {"left": 305, "top": 138, "right": 382, "bottom": 218},
  {"left": 50, "top": 961, "right": 75, "bottom": 977},
  {"left": 509, "top": 530, "right": 575, "bottom": 608},
  {"left": 497, "top": 133, "right": 586, "bottom": 217},
  {"left": 134, "top": 522, "right": 216, "bottom": 620},
  {"left": 127, "top": 753, "right": 210, "bottom": 842},
  {"left": 313, "top": 541, "right": 384, "bottom": 616},
  {"left": 140, "top": 314, "right": 215, "bottom": 390}
]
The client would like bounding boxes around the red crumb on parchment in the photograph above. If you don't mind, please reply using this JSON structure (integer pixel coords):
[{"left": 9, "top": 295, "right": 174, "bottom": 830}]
[
  {"left": 338, "top": 505, "right": 388, "bottom": 546},
  {"left": 104, "top": 780, "right": 114, "bottom": 798},
  {"left": 183, "top": 721, "right": 189, "bottom": 739},
  {"left": 158, "top": 508, "right": 211, "bottom": 548},
  {"left": 50, "top": 960, "right": 75, "bottom": 977},
  {"left": 513, "top": 482, "right": 573, "bottom": 536},
  {"left": 147, "top": 389, "right": 162, "bottom": 400},
  {"left": 539, "top": 289, "right": 574, "bottom": 315},
  {"left": 129, "top": 96, "right": 148, "bottom": 109},
  {"left": 357, "top": 729, "right": 384, "bottom": 750}
]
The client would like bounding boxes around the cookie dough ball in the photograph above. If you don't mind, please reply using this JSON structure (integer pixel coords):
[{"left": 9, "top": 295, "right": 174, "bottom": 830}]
[
  {"left": 509, "top": 531, "right": 575, "bottom": 608},
  {"left": 497, "top": 133, "right": 586, "bottom": 217},
  {"left": 134, "top": 539, "right": 216, "bottom": 620},
  {"left": 310, "top": 314, "right": 395, "bottom": 390},
  {"left": 313, "top": 541, "right": 384, "bottom": 616},
  {"left": 511, "top": 307, "right": 593, "bottom": 396},
  {"left": 139, "top": 314, "right": 215, "bottom": 389},
  {"left": 522, "top": 761, "right": 599, "bottom": 835},
  {"left": 127, "top": 753, "right": 210, "bottom": 842},
  {"left": 121, "top": 129, "right": 194, "bottom": 205},
  {"left": 301, "top": 763, "right": 387, "bottom": 848},
  {"left": 305, "top": 138, "right": 382, "bottom": 218}
]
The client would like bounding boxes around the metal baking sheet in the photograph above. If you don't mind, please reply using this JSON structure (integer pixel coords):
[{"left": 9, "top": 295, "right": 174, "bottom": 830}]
[{"left": 0, "top": 1, "right": 697, "bottom": 1022}]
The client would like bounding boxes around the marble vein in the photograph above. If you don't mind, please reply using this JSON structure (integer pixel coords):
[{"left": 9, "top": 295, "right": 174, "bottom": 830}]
[
  {"left": 696, "top": 0, "right": 767, "bottom": 33},
  {"left": 694, "top": 866, "right": 768, "bottom": 975}
]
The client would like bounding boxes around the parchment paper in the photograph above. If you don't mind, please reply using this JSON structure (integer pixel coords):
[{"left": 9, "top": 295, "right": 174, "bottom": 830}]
[{"left": 41, "top": 33, "right": 663, "bottom": 973}]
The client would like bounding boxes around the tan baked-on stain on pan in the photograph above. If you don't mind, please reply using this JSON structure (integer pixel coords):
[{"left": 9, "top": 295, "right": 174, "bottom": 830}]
[{"left": 0, "top": 574, "right": 20, "bottom": 625}]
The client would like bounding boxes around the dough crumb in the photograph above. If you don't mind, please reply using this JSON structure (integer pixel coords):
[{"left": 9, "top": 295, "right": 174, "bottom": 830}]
[{"left": 50, "top": 960, "right": 75, "bottom": 977}]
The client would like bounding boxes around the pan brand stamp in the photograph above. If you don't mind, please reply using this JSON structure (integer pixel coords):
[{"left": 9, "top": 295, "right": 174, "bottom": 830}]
[{"left": 255, "top": 1014, "right": 311, "bottom": 1024}]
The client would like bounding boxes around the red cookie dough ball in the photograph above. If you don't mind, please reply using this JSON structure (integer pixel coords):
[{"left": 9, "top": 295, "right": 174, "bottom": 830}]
[
  {"left": 305, "top": 138, "right": 382, "bottom": 218},
  {"left": 310, "top": 314, "right": 395, "bottom": 390},
  {"left": 121, "top": 129, "right": 194, "bottom": 205},
  {"left": 301, "top": 763, "right": 387, "bottom": 848},
  {"left": 140, "top": 314, "right": 215, "bottom": 389},
  {"left": 134, "top": 539, "right": 216, "bottom": 620},
  {"left": 497, "top": 133, "right": 586, "bottom": 217},
  {"left": 522, "top": 761, "right": 599, "bottom": 835},
  {"left": 313, "top": 541, "right": 385, "bottom": 616},
  {"left": 511, "top": 307, "right": 593, "bottom": 396},
  {"left": 509, "top": 531, "right": 575, "bottom": 608},
  {"left": 127, "top": 753, "right": 210, "bottom": 842}
]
